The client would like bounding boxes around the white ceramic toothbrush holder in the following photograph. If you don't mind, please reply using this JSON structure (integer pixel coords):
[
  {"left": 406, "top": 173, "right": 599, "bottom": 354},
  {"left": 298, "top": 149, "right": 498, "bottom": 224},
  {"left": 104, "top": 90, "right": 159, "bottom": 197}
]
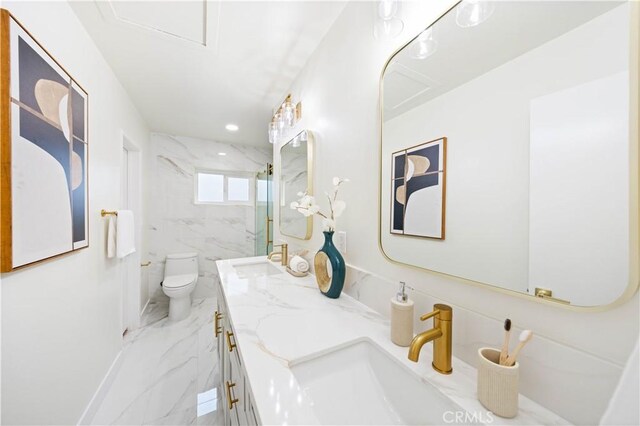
[{"left": 477, "top": 347, "right": 519, "bottom": 418}]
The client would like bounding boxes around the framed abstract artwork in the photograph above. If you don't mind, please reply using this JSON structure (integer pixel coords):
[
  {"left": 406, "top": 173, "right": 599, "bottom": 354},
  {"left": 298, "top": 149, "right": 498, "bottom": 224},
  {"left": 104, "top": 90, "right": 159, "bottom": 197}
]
[
  {"left": 391, "top": 137, "right": 446, "bottom": 239},
  {"left": 1, "top": 10, "right": 89, "bottom": 272}
]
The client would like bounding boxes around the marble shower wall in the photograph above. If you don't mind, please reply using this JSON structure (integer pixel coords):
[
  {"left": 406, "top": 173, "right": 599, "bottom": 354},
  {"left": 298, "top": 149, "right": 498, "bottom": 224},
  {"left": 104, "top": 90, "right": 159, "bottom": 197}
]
[{"left": 148, "top": 133, "right": 271, "bottom": 299}]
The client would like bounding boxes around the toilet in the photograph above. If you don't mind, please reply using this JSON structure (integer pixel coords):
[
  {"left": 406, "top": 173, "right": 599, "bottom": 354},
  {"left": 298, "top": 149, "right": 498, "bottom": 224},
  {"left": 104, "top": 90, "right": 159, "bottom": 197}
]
[{"left": 163, "top": 252, "right": 199, "bottom": 321}]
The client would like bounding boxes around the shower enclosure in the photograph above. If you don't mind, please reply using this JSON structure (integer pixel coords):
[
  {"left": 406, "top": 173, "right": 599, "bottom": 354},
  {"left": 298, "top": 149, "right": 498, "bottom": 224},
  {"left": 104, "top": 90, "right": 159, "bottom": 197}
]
[{"left": 255, "top": 163, "right": 273, "bottom": 256}]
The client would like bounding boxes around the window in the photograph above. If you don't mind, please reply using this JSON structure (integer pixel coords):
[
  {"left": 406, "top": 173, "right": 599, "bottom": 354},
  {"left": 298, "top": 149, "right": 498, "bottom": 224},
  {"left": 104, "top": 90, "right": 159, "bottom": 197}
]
[
  {"left": 227, "top": 177, "right": 249, "bottom": 201},
  {"left": 195, "top": 171, "right": 254, "bottom": 205},
  {"left": 197, "top": 173, "right": 224, "bottom": 203}
]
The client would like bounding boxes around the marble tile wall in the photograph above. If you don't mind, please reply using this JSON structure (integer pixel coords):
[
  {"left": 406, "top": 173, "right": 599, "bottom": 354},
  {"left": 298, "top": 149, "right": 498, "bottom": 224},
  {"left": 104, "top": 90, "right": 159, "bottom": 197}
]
[{"left": 148, "top": 133, "right": 271, "bottom": 299}]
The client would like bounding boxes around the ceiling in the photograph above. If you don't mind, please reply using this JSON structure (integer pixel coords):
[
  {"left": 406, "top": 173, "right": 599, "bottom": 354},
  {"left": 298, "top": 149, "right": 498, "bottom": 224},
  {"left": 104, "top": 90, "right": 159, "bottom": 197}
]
[
  {"left": 71, "top": 1, "right": 347, "bottom": 147},
  {"left": 383, "top": 1, "right": 624, "bottom": 121}
]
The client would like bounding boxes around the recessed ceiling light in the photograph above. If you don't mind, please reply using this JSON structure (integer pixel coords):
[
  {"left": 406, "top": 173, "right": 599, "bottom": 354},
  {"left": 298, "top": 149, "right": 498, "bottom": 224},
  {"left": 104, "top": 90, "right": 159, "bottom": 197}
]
[
  {"left": 225, "top": 123, "right": 239, "bottom": 132},
  {"left": 218, "top": 152, "right": 227, "bottom": 156}
]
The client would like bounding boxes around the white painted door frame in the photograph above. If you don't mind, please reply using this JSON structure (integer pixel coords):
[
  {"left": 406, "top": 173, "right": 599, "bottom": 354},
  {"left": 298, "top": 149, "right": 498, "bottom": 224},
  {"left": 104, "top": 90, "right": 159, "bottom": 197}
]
[{"left": 121, "top": 132, "right": 142, "bottom": 333}]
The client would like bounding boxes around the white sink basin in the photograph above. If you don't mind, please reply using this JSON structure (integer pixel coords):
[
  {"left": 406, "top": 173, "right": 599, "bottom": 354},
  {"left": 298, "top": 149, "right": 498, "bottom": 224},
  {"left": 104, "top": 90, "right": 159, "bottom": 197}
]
[
  {"left": 233, "top": 261, "right": 282, "bottom": 278},
  {"left": 290, "top": 339, "right": 465, "bottom": 425}
]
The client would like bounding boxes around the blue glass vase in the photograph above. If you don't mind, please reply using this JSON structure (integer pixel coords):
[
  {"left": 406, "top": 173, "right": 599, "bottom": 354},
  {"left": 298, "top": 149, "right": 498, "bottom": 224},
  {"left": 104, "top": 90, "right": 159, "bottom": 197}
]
[{"left": 314, "top": 231, "right": 346, "bottom": 299}]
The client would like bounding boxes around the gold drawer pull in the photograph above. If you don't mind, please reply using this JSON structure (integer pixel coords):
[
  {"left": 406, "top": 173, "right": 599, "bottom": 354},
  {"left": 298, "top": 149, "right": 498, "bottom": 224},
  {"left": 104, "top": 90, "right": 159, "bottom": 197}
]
[
  {"left": 225, "top": 381, "right": 239, "bottom": 410},
  {"left": 226, "top": 330, "right": 237, "bottom": 352},
  {"left": 214, "top": 311, "right": 222, "bottom": 337}
]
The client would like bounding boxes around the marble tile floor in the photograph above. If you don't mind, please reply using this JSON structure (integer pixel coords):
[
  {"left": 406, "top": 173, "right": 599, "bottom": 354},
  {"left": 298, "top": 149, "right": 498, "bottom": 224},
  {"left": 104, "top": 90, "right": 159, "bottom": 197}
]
[
  {"left": 139, "top": 297, "right": 170, "bottom": 328},
  {"left": 90, "top": 296, "right": 223, "bottom": 425}
]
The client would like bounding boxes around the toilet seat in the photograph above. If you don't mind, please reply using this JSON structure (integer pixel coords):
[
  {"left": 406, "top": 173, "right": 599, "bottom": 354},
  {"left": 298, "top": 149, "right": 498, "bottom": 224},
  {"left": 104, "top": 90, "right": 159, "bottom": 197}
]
[{"left": 163, "top": 273, "right": 197, "bottom": 289}]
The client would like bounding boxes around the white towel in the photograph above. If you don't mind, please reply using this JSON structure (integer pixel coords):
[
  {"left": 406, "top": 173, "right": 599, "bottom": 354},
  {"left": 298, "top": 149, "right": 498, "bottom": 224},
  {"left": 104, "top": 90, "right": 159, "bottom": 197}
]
[
  {"left": 107, "top": 216, "right": 117, "bottom": 258},
  {"left": 116, "top": 210, "right": 136, "bottom": 259},
  {"left": 289, "top": 255, "right": 309, "bottom": 273}
]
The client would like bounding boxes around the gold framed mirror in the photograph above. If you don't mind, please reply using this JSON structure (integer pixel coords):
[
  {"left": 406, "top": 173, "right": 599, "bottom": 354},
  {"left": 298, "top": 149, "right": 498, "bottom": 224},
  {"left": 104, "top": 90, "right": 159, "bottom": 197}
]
[
  {"left": 378, "top": 1, "right": 639, "bottom": 309},
  {"left": 279, "top": 130, "right": 314, "bottom": 240}
]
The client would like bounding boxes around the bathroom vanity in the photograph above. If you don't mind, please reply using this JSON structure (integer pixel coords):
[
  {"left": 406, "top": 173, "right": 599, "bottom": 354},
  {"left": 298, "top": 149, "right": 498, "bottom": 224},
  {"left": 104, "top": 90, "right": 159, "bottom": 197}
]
[
  {"left": 216, "top": 294, "right": 260, "bottom": 426},
  {"left": 215, "top": 257, "right": 569, "bottom": 425}
]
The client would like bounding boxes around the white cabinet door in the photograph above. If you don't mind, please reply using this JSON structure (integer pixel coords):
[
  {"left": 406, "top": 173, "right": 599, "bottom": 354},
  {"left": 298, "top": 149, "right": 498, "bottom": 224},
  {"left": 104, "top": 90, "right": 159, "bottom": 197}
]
[
  {"left": 216, "top": 299, "right": 230, "bottom": 425},
  {"left": 245, "top": 387, "right": 259, "bottom": 426},
  {"left": 217, "top": 286, "right": 259, "bottom": 425},
  {"left": 227, "top": 327, "right": 248, "bottom": 425}
]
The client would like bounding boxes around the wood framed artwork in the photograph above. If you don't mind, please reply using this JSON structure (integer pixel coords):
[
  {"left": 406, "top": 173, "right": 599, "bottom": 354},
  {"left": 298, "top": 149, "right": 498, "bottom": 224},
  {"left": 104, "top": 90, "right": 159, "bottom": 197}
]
[
  {"left": 1, "top": 10, "right": 89, "bottom": 272},
  {"left": 390, "top": 137, "right": 446, "bottom": 239}
]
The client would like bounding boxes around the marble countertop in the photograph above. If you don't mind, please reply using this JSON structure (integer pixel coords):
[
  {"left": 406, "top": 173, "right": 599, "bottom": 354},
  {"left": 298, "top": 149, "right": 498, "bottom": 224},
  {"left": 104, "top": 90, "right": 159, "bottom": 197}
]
[{"left": 216, "top": 256, "right": 570, "bottom": 426}]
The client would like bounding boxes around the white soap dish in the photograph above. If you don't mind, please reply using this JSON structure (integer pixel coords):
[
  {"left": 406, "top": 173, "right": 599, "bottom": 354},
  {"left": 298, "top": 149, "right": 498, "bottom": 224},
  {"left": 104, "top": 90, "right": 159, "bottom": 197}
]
[{"left": 286, "top": 267, "right": 309, "bottom": 277}]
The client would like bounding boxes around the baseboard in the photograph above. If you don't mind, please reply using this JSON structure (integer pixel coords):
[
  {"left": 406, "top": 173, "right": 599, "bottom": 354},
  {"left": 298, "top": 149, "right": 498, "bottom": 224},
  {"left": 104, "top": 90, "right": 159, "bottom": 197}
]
[{"left": 76, "top": 350, "right": 124, "bottom": 425}]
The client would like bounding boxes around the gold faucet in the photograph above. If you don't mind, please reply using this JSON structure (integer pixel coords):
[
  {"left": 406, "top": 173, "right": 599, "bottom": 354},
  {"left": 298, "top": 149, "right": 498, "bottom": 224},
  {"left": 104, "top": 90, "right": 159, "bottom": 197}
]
[
  {"left": 267, "top": 243, "right": 288, "bottom": 267},
  {"left": 408, "top": 304, "right": 453, "bottom": 374}
]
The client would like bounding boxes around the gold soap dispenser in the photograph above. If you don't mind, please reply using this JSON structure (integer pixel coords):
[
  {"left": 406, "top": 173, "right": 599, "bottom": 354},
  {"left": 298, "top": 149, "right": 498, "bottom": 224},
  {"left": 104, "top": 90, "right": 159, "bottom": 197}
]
[{"left": 390, "top": 282, "right": 414, "bottom": 347}]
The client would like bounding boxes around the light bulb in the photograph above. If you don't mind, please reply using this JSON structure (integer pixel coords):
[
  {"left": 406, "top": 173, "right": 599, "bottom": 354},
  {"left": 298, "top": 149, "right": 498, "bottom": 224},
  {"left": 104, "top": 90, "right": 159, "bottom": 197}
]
[
  {"left": 275, "top": 112, "right": 285, "bottom": 131},
  {"left": 268, "top": 122, "right": 278, "bottom": 144},
  {"left": 374, "top": 17, "right": 404, "bottom": 39},
  {"left": 411, "top": 28, "right": 438, "bottom": 59},
  {"left": 417, "top": 28, "right": 432, "bottom": 42},
  {"left": 378, "top": 0, "right": 397, "bottom": 21},
  {"left": 283, "top": 101, "right": 295, "bottom": 127},
  {"left": 456, "top": 0, "right": 495, "bottom": 28}
]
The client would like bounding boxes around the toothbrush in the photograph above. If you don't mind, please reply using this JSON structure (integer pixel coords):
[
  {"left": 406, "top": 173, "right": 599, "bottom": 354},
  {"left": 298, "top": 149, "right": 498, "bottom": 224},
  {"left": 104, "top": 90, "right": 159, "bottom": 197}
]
[
  {"left": 499, "top": 318, "right": 511, "bottom": 366},
  {"left": 505, "top": 330, "right": 533, "bottom": 367}
]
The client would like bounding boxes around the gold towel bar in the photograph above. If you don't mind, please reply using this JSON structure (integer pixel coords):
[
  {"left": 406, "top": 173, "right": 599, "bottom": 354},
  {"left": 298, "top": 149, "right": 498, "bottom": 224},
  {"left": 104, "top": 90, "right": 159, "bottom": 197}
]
[{"left": 101, "top": 209, "right": 118, "bottom": 217}]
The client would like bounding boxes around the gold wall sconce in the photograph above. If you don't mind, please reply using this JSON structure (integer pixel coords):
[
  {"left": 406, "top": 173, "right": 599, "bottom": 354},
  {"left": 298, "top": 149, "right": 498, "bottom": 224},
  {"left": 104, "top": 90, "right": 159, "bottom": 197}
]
[{"left": 268, "top": 94, "right": 302, "bottom": 144}]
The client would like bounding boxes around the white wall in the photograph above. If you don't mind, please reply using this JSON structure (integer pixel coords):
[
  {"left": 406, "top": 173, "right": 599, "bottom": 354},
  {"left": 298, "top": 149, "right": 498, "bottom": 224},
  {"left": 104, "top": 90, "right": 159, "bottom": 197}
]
[
  {"left": 0, "top": 2, "right": 150, "bottom": 424},
  {"left": 273, "top": 1, "right": 639, "bottom": 424},
  {"left": 147, "top": 133, "right": 271, "bottom": 300}
]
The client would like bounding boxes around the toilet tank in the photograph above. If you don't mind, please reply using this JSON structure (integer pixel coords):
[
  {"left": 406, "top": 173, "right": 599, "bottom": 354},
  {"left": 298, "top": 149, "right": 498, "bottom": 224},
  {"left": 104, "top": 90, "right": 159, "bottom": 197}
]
[{"left": 164, "top": 252, "right": 198, "bottom": 278}]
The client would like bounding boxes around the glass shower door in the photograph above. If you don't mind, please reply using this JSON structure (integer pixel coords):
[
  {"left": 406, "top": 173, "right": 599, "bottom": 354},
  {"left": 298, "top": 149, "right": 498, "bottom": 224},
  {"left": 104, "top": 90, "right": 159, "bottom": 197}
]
[{"left": 255, "top": 164, "right": 273, "bottom": 256}]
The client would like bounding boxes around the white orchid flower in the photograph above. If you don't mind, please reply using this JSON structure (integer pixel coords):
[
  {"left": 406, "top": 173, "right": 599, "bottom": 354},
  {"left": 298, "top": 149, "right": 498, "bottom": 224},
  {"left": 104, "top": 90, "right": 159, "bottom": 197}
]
[
  {"left": 292, "top": 195, "right": 320, "bottom": 217},
  {"left": 332, "top": 200, "right": 346, "bottom": 218},
  {"left": 292, "top": 177, "right": 348, "bottom": 228},
  {"left": 322, "top": 218, "right": 336, "bottom": 231},
  {"left": 332, "top": 177, "right": 350, "bottom": 186},
  {"left": 298, "top": 197, "right": 307, "bottom": 208},
  {"left": 300, "top": 208, "right": 315, "bottom": 217},
  {"left": 299, "top": 195, "right": 315, "bottom": 208}
]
